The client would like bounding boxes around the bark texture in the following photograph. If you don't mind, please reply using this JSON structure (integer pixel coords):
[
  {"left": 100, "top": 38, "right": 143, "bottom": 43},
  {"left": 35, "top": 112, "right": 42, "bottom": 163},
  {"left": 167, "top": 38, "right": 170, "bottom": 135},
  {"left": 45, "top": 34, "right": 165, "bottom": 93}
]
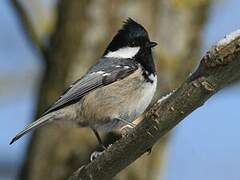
[
  {"left": 68, "top": 29, "right": 240, "bottom": 180},
  {"left": 11, "top": 0, "right": 209, "bottom": 180}
]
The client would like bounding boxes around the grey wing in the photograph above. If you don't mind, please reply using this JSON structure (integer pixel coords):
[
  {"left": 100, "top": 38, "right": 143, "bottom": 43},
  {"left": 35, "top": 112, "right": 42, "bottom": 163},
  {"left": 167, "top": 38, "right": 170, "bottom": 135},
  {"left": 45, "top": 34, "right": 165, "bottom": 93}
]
[{"left": 43, "top": 62, "right": 138, "bottom": 115}]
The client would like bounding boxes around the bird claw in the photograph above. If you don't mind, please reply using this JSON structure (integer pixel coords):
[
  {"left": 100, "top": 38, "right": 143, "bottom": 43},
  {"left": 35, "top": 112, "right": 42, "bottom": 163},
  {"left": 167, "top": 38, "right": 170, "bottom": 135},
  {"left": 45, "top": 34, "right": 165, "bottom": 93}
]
[
  {"left": 146, "top": 147, "right": 152, "bottom": 155},
  {"left": 120, "top": 125, "right": 134, "bottom": 137},
  {"left": 90, "top": 151, "right": 104, "bottom": 161}
]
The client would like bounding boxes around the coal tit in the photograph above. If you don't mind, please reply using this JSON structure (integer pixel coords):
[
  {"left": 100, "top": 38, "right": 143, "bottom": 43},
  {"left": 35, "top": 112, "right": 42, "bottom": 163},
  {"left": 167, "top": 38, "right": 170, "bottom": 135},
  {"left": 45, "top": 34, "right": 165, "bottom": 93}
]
[{"left": 10, "top": 18, "right": 157, "bottom": 148}]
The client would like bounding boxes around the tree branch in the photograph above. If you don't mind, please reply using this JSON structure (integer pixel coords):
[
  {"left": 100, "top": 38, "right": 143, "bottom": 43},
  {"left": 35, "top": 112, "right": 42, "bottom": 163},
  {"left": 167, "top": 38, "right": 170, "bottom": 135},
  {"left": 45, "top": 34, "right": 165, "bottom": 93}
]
[
  {"left": 10, "top": 0, "right": 47, "bottom": 59},
  {"left": 68, "top": 29, "right": 240, "bottom": 180}
]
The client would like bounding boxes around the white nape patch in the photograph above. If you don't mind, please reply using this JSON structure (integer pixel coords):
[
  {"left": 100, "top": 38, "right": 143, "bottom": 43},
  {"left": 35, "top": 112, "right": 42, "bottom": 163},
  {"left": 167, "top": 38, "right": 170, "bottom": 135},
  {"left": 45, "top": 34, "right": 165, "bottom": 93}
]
[
  {"left": 123, "top": 66, "right": 130, "bottom": 69},
  {"left": 105, "top": 47, "right": 140, "bottom": 59},
  {"left": 217, "top": 29, "right": 240, "bottom": 47}
]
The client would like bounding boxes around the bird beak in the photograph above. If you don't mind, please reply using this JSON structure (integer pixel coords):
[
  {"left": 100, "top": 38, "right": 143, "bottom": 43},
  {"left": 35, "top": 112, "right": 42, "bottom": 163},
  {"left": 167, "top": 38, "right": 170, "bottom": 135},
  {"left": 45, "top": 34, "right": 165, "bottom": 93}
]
[{"left": 147, "top": 41, "right": 158, "bottom": 48}]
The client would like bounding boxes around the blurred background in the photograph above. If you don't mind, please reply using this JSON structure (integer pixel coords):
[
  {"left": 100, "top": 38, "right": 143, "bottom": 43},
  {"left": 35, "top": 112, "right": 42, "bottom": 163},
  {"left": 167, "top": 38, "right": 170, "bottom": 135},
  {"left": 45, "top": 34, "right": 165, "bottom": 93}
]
[{"left": 0, "top": 0, "right": 240, "bottom": 180}]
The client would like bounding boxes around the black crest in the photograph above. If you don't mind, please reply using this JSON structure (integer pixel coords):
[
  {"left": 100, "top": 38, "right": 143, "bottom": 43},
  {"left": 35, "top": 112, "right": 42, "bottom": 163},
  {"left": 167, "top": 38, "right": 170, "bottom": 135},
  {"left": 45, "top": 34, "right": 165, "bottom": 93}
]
[{"left": 103, "top": 18, "right": 150, "bottom": 55}]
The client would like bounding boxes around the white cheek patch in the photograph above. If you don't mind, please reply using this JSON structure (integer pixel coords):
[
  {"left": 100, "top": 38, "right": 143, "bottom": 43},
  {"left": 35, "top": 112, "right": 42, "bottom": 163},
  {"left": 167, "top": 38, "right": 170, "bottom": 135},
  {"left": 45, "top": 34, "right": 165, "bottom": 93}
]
[
  {"left": 105, "top": 47, "right": 140, "bottom": 59},
  {"left": 148, "top": 73, "right": 155, "bottom": 82}
]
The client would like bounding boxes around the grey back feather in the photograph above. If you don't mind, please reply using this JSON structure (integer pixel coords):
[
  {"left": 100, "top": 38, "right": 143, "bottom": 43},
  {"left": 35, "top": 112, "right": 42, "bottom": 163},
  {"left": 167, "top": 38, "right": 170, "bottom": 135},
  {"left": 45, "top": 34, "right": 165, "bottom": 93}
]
[{"left": 43, "top": 58, "right": 138, "bottom": 115}]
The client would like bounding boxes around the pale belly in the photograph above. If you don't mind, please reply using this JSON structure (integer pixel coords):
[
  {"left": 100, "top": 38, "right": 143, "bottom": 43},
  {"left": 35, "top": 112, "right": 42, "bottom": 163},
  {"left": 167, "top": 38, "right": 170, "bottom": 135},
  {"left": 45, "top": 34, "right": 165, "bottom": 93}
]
[{"left": 78, "top": 71, "right": 157, "bottom": 132}]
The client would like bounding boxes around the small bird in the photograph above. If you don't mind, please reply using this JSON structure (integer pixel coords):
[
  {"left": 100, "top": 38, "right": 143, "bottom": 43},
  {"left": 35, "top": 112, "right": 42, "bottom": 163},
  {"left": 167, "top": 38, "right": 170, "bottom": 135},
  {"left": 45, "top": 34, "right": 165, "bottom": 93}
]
[{"left": 10, "top": 18, "right": 157, "bottom": 148}]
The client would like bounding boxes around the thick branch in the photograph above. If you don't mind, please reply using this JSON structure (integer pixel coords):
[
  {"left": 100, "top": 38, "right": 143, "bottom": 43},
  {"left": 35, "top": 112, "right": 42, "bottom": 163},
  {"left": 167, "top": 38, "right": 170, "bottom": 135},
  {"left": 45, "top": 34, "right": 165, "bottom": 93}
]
[
  {"left": 69, "top": 30, "right": 240, "bottom": 180},
  {"left": 10, "top": 0, "right": 47, "bottom": 59}
]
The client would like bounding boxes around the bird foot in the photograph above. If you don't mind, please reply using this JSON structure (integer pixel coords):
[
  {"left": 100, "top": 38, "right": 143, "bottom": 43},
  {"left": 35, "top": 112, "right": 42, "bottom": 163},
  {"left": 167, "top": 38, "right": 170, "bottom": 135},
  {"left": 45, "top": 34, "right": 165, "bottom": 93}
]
[
  {"left": 120, "top": 125, "right": 134, "bottom": 137},
  {"left": 90, "top": 150, "right": 104, "bottom": 161},
  {"left": 146, "top": 147, "right": 152, "bottom": 155}
]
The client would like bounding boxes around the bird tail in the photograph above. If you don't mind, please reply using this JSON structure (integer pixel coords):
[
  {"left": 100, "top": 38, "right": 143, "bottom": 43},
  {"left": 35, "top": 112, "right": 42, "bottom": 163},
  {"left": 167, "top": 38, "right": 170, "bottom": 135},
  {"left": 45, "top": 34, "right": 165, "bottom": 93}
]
[{"left": 10, "top": 113, "right": 55, "bottom": 145}]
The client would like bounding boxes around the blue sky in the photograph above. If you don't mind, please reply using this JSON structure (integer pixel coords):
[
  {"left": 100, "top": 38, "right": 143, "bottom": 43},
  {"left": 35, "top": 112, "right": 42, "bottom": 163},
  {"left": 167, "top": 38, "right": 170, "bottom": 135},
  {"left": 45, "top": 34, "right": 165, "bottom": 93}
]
[
  {"left": 0, "top": 0, "right": 240, "bottom": 180},
  {"left": 163, "top": 1, "right": 240, "bottom": 179}
]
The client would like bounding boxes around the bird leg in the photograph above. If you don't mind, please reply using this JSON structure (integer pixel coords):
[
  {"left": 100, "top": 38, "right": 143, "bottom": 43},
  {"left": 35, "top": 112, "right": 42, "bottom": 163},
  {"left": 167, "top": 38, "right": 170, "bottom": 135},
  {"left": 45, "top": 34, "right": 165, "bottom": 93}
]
[
  {"left": 117, "top": 118, "right": 136, "bottom": 137},
  {"left": 92, "top": 128, "right": 107, "bottom": 150},
  {"left": 116, "top": 118, "right": 135, "bottom": 128}
]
